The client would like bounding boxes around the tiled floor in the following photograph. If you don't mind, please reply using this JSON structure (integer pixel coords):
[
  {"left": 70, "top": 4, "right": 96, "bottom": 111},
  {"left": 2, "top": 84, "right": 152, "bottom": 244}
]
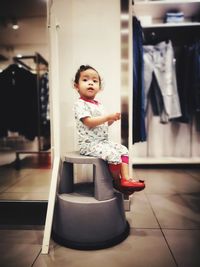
[
  {"left": 0, "top": 152, "right": 52, "bottom": 200},
  {"left": 0, "top": 159, "right": 199, "bottom": 267}
]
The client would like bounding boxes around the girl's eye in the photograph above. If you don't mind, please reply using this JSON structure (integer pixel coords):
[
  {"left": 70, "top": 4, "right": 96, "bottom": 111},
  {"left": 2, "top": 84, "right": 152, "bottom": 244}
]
[
  {"left": 93, "top": 80, "right": 98, "bottom": 83},
  {"left": 83, "top": 79, "right": 87, "bottom": 82}
]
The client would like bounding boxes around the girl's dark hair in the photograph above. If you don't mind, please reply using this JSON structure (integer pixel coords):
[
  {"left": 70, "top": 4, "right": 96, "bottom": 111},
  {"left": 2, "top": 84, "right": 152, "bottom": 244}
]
[{"left": 74, "top": 65, "right": 102, "bottom": 87}]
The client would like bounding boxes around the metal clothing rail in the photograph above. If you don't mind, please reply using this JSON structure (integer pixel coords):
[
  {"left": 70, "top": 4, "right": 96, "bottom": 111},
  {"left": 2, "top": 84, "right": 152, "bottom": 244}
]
[
  {"left": 13, "top": 53, "right": 50, "bottom": 169},
  {"left": 13, "top": 53, "right": 48, "bottom": 71}
]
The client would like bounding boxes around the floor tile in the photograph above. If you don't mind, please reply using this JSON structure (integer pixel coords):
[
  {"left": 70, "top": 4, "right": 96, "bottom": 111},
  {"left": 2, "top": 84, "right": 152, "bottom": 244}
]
[
  {"left": 0, "top": 229, "right": 43, "bottom": 267},
  {"left": 34, "top": 229, "right": 176, "bottom": 267},
  {"left": 3, "top": 169, "right": 51, "bottom": 193},
  {"left": 147, "top": 193, "right": 200, "bottom": 229},
  {"left": 0, "top": 192, "right": 49, "bottom": 200},
  {"left": 183, "top": 169, "right": 200, "bottom": 180},
  {"left": 0, "top": 169, "right": 51, "bottom": 200},
  {"left": 126, "top": 192, "right": 159, "bottom": 228},
  {"left": 163, "top": 229, "right": 200, "bottom": 267},
  {"left": 135, "top": 168, "right": 200, "bottom": 194},
  {"left": 0, "top": 166, "right": 31, "bottom": 192},
  {"left": 0, "top": 166, "right": 199, "bottom": 267}
]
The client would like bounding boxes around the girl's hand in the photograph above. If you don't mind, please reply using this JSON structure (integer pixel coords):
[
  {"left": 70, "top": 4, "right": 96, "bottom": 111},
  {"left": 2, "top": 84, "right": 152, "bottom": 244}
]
[{"left": 108, "top": 112, "right": 121, "bottom": 121}]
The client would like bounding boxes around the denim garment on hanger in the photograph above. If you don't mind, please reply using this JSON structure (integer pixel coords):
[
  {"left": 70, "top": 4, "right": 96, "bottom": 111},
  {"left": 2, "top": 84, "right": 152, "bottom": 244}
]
[{"left": 143, "top": 41, "right": 182, "bottom": 123}]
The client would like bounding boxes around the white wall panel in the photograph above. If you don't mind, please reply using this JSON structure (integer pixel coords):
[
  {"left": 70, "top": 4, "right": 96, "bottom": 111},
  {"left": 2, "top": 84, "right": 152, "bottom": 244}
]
[{"left": 49, "top": 0, "right": 121, "bottom": 172}]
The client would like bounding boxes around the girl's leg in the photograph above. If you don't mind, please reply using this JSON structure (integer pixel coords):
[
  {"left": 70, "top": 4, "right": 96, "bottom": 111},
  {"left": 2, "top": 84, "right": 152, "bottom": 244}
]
[
  {"left": 86, "top": 141, "right": 145, "bottom": 192},
  {"left": 120, "top": 162, "right": 129, "bottom": 180},
  {"left": 120, "top": 155, "right": 129, "bottom": 179},
  {"left": 108, "top": 161, "right": 145, "bottom": 193},
  {"left": 108, "top": 163, "right": 121, "bottom": 190},
  {"left": 120, "top": 157, "right": 145, "bottom": 192}
]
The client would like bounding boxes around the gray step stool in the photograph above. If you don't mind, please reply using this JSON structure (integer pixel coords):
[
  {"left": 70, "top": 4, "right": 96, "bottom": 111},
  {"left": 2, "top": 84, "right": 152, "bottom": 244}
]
[{"left": 52, "top": 151, "right": 130, "bottom": 250}]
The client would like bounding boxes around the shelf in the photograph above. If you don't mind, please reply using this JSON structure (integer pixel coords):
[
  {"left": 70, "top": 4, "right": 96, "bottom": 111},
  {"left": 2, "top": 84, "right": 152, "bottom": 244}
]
[
  {"left": 140, "top": 20, "right": 200, "bottom": 28},
  {"left": 133, "top": 0, "right": 200, "bottom": 26},
  {"left": 134, "top": 1, "right": 200, "bottom": 5},
  {"left": 132, "top": 0, "right": 200, "bottom": 28},
  {"left": 132, "top": 157, "right": 200, "bottom": 165}
]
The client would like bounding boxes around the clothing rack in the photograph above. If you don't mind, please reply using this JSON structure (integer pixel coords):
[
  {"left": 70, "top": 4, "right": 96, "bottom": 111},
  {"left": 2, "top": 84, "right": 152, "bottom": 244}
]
[
  {"left": 13, "top": 53, "right": 50, "bottom": 169},
  {"left": 132, "top": 1, "right": 200, "bottom": 165},
  {"left": 13, "top": 53, "right": 48, "bottom": 71}
]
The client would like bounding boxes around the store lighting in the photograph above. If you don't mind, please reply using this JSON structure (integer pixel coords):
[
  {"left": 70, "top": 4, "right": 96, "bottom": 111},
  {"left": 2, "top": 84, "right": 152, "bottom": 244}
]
[
  {"left": 12, "top": 18, "right": 19, "bottom": 30},
  {"left": 12, "top": 24, "right": 19, "bottom": 30},
  {"left": 121, "top": 13, "right": 129, "bottom": 21},
  {"left": 121, "top": 28, "right": 129, "bottom": 35}
]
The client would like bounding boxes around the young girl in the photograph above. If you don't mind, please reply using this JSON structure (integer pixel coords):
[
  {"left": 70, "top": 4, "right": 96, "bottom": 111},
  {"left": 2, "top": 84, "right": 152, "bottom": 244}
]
[{"left": 73, "top": 65, "right": 145, "bottom": 195}]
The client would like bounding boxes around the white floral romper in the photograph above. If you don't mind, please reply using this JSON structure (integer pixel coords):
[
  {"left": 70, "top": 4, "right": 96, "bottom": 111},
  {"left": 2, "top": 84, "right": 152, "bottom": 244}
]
[{"left": 74, "top": 98, "right": 128, "bottom": 164}]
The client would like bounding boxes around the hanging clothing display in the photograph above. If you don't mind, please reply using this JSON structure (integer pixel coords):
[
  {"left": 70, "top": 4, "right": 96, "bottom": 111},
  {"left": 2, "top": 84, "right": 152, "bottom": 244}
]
[
  {"left": 39, "top": 72, "right": 50, "bottom": 138},
  {"left": 0, "top": 64, "right": 38, "bottom": 140},
  {"left": 175, "top": 41, "right": 200, "bottom": 131},
  {"left": 143, "top": 41, "right": 182, "bottom": 123},
  {"left": 132, "top": 16, "right": 146, "bottom": 144},
  {"left": 132, "top": 18, "right": 200, "bottom": 144},
  {"left": 192, "top": 41, "right": 200, "bottom": 131},
  {"left": 0, "top": 64, "right": 50, "bottom": 140},
  {"left": 0, "top": 68, "right": 9, "bottom": 138},
  {"left": 174, "top": 45, "right": 191, "bottom": 123}
]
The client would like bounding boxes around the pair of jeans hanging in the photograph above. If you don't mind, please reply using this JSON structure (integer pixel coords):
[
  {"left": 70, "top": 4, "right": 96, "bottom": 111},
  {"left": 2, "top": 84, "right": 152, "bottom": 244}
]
[{"left": 143, "top": 41, "right": 182, "bottom": 123}]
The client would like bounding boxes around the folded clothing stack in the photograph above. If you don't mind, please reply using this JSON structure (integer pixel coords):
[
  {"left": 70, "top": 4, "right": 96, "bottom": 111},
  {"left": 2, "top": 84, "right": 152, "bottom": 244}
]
[{"left": 165, "top": 11, "right": 184, "bottom": 23}]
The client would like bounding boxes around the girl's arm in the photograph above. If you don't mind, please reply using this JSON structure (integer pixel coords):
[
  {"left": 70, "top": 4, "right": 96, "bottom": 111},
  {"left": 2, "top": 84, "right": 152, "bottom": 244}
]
[
  {"left": 82, "top": 113, "right": 120, "bottom": 128},
  {"left": 108, "top": 120, "right": 114, "bottom": 126}
]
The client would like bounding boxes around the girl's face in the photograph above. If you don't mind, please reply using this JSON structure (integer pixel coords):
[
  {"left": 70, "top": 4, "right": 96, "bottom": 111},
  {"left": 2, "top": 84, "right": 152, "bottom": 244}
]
[{"left": 75, "top": 69, "right": 101, "bottom": 99}]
